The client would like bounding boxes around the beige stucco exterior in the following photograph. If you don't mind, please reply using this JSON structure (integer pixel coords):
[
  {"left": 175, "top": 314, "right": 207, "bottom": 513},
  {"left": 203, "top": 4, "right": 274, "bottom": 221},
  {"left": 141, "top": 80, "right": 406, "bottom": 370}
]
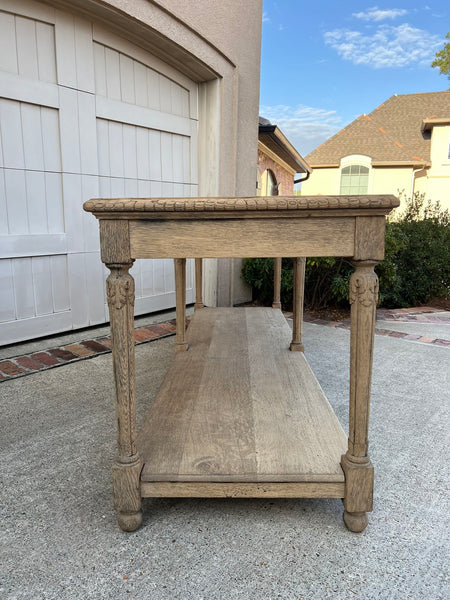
[
  {"left": 48, "top": 0, "right": 262, "bottom": 305},
  {"left": 302, "top": 124, "right": 450, "bottom": 210}
]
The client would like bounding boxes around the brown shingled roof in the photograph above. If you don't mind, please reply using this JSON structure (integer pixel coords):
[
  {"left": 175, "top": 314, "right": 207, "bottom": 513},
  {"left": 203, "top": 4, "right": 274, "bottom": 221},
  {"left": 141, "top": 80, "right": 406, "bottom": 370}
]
[{"left": 306, "top": 91, "right": 450, "bottom": 166}]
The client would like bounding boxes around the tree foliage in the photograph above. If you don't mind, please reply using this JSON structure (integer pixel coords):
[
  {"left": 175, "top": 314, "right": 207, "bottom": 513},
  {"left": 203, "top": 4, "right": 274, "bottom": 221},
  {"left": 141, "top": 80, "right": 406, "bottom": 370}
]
[{"left": 431, "top": 32, "right": 450, "bottom": 86}]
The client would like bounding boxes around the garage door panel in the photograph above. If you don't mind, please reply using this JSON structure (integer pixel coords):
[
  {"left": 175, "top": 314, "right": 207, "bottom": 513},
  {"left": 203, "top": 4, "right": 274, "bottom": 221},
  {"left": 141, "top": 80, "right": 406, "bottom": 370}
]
[
  {"left": 93, "top": 40, "right": 191, "bottom": 118},
  {"left": 0, "top": 4, "right": 199, "bottom": 345},
  {"left": 50, "top": 255, "right": 70, "bottom": 313},
  {"left": 0, "top": 9, "right": 56, "bottom": 82},
  {"left": 55, "top": 10, "right": 94, "bottom": 92},
  {"left": 3, "top": 170, "right": 27, "bottom": 235},
  {"left": 11, "top": 258, "right": 34, "bottom": 320},
  {"left": 25, "top": 171, "right": 47, "bottom": 233}
]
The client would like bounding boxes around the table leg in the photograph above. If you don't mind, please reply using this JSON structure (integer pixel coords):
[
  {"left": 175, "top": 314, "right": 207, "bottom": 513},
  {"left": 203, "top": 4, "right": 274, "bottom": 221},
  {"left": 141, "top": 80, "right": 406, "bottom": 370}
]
[
  {"left": 272, "top": 257, "right": 282, "bottom": 309},
  {"left": 194, "top": 258, "right": 204, "bottom": 310},
  {"left": 341, "top": 260, "right": 378, "bottom": 532},
  {"left": 290, "top": 257, "right": 305, "bottom": 352},
  {"left": 106, "top": 262, "right": 142, "bottom": 531},
  {"left": 174, "top": 258, "right": 189, "bottom": 351}
]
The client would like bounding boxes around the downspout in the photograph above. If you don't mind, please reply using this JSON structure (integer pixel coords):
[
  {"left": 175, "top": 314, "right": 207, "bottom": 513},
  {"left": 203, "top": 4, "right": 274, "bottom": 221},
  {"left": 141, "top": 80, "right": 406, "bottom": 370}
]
[
  {"left": 410, "top": 166, "right": 424, "bottom": 199},
  {"left": 294, "top": 171, "right": 311, "bottom": 184}
]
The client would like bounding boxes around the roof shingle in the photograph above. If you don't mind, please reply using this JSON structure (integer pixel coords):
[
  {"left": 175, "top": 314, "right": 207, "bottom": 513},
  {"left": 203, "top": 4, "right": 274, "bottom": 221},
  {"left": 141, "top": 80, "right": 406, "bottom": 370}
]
[{"left": 306, "top": 91, "right": 450, "bottom": 166}]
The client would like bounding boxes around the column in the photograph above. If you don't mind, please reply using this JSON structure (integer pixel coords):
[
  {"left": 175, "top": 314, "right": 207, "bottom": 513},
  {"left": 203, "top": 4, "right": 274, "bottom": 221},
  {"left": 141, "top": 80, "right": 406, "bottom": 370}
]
[
  {"left": 174, "top": 258, "right": 189, "bottom": 351},
  {"left": 272, "top": 257, "right": 282, "bottom": 309},
  {"left": 290, "top": 257, "right": 306, "bottom": 352},
  {"left": 106, "top": 261, "right": 142, "bottom": 532},
  {"left": 341, "top": 260, "right": 378, "bottom": 532}
]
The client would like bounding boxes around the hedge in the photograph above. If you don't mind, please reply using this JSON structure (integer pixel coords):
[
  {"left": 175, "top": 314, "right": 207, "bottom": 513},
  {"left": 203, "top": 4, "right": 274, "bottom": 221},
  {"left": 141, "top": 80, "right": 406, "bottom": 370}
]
[{"left": 242, "top": 194, "right": 450, "bottom": 310}]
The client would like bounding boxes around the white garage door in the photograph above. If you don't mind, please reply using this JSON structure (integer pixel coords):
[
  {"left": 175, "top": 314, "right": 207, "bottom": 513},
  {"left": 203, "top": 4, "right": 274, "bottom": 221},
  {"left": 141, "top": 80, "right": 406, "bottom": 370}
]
[{"left": 0, "top": 0, "right": 198, "bottom": 345}]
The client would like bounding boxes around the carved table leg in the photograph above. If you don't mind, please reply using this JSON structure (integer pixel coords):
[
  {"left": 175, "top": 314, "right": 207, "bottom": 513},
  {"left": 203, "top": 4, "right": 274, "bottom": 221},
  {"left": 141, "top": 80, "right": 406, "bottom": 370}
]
[
  {"left": 272, "top": 257, "right": 282, "bottom": 309},
  {"left": 174, "top": 258, "right": 189, "bottom": 352},
  {"left": 106, "top": 262, "right": 142, "bottom": 531},
  {"left": 194, "top": 258, "right": 204, "bottom": 310},
  {"left": 290, "top": 257, "right": 306, "bottom": 352},
  {"left": 342, "top": 260, "right": 378, "bottom": 532}
]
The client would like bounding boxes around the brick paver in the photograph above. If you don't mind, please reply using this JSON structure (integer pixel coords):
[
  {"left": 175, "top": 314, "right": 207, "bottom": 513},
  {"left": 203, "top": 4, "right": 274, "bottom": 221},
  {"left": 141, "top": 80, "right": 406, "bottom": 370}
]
[
  {"left": 49, "top": 348, "right": 79, "bottom": 361},
  {"left": 81, "top": 340, "right": 109, "bottom": 353},
  {"left": 0, "top": 361, "right": 26, "bottom": 376},
  {"left": 15, "top": 356, "right": 45, "bottom": 371},
  {"left": 31, "top": 352, "right": 60, "bottom": 366},
  {"left": 65, "top": 344, "right": 95, "bottom": 357}
]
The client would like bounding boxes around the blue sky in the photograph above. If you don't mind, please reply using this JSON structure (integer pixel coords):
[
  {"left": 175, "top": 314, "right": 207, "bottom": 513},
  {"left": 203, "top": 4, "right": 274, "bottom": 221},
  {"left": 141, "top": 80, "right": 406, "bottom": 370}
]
[{"left": 260, "top": 1, "right": 449, "bottom": 157}]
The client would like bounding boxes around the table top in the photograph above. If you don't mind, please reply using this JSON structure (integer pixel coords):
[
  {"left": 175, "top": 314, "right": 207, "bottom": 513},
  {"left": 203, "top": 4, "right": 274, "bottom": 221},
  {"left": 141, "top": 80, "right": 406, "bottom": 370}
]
[{"left": 83, "top": 195, "right": 399, "bottom": 220}]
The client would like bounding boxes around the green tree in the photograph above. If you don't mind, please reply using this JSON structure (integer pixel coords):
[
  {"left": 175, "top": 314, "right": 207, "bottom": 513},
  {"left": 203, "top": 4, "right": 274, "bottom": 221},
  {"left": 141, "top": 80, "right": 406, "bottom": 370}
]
[{"left": 431, "top": 32, "right": 450, "bottom": 87}]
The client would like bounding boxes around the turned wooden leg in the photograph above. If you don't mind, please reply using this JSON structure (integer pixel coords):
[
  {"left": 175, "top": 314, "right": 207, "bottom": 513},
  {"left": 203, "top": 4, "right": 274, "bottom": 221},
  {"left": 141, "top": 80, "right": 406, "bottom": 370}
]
[
  {"left": 106, "top": 262, "right": 142, "bottom": 531},
  {"left": 194, "top": 258, "right": 204, "bottom": 310},
  {"left": 290, "top": 257, "right": 306, "bottom": 352},
  {"left": 174, "top": 258, "right": 189, "bottom": 352},
  {"left": 272, "top": 257, "right": 282, "bottom": 309},
  {"left": 342, "top": 260, "right": 378, "bottom": 532}
]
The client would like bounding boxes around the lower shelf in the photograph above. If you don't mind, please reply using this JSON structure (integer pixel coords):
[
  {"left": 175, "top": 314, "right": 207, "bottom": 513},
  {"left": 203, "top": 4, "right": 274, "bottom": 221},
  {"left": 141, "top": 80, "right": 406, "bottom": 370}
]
[
  {"left": 138, "top": 307, "right": 347, "bottom": 491},
  {"left": 141, "top": 481, "right": 345, "bottom": 499}
]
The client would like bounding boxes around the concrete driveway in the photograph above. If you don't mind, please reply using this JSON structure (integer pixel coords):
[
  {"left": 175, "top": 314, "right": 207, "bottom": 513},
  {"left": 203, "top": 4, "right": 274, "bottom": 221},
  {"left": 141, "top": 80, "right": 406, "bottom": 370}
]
[{"left": 1, "top": 316, "right": 449, "bottom": 599}]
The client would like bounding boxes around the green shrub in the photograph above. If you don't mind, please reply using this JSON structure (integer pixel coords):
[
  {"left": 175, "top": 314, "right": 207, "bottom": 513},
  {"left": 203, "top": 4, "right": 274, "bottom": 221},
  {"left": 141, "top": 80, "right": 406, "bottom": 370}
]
[{"left": 242, "top": 194, "right": 449, "bottom": 309}]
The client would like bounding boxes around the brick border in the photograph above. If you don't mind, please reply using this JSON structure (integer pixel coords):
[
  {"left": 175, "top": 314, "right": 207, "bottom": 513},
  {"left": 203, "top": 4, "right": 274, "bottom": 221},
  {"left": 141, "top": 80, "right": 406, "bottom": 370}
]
[
  {"left": 0, "top": 319, "right": 180, "bottom": 382},
  {"left": 1, "top": 308, "right": 448, "bottom": 382},
  {"left": 293, "top": 306, "right": 449, "bottom": 348}
]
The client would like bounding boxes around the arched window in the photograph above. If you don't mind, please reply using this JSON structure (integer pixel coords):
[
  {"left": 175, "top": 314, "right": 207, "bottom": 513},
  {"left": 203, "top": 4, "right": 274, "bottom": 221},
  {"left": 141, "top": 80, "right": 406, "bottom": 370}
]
[
  {"left": 261, "top": 169, "right": 278, "bottom": 196},
  {"left": 340, "top": 164, "right": 369, "bottom": 195}
]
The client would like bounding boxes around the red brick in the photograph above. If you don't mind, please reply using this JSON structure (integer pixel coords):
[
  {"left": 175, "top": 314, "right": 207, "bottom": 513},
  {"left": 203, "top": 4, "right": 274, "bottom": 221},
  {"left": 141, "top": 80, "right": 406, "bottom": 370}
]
[
  {"left": 403, "top": 334, "right": 421, "bottom": 341},
  {"left": 64, "top": 343, "right": 95, "bottom": 357},
  {"left": 140, "top": 328, "right": 159, "bottom": 339},
  {"left": 134, "top": 329, "right": 153, "bottom": 342},
  {"left": 0, "top": 373, "right": 4, "bottom": 380},
  {"left": 49, "top": 348, "right": 78, "bottom": 361},
  {"left": 16, "top": 356, "right": 45, "bottom": 371},
  {"left": 389, "top": 331, "right": 407, "bottom": 338},
  {"left": 31, "top": 352, "right": 60, "bottom": 366},
  {"left": 417, "top": 336, "right": 436, "bottom": 344},
  {"left": 0, "top": 360, "right": 26, "bottom": 376},
  {"left": 97, "top": 337, "right": 112, "bottom": 348},
  {"left": 434, "top": 339, "right": 450, "bottom": 346},
  {"left": 147, "top": 325, "right": 171, "bottom": 337},
  {"left": 157, "top": 322, "right": 176, "bottom": 332},
  {"left": 80, "top": 340, "right": 109, "bottom": 353}
]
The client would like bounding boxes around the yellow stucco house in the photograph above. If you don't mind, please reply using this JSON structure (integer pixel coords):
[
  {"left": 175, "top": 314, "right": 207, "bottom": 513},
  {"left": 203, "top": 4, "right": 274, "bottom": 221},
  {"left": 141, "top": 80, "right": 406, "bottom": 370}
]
[{"left": 302, "top": 91, "right": 450, "bottom": 210}]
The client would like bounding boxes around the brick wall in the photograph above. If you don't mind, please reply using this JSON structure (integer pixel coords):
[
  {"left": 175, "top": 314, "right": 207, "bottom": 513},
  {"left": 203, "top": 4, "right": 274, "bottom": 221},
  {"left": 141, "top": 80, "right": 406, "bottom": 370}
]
[{"left": 257, "top": 149, "right": 294, "bottom": 195}]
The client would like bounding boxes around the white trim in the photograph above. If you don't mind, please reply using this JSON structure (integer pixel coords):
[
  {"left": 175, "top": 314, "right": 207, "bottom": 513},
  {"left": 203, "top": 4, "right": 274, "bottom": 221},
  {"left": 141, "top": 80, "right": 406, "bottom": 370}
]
[
  {"left": 0, "top": 72, "right": 59, "bottom": 108},
  {"left": 0, "top": 310, "right": 72, "bottom": 346},
  {"left": 0, "top": 234, "right": 67, "bottom": 258},
  {"left": 96, "top": 95, "right": 193, "bottom": 136}
]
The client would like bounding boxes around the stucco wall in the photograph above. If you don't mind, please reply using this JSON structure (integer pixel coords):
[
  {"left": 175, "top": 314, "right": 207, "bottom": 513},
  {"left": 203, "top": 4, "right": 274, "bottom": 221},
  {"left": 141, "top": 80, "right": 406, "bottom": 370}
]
[
  {"left": 427, "top": 125, "right": 450, "bottom": 208},
  {"left": 301, "top": 168, "right": 338, "bottom": 196}
]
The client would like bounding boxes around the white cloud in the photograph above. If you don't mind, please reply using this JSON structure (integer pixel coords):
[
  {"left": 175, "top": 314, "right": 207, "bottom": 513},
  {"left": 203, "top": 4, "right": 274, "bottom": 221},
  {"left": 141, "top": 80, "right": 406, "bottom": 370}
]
[
  {"left": 353, "top": 6, "right": 408, "bottom": 21},
  {"left": 324, "top": 24, "right": 443, "bottom": 68},
  {"left": 259, "top": 104, "right": 343, "bottom": 156},
  {"left": 262, "top": 11, "right": 270, "bottom": 23}
]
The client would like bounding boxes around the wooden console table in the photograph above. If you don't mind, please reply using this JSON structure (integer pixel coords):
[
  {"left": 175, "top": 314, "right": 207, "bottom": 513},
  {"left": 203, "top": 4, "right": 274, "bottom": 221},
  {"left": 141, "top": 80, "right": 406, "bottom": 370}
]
[{"left": 84, "top": 195, "right": 398, "bottom": 532}]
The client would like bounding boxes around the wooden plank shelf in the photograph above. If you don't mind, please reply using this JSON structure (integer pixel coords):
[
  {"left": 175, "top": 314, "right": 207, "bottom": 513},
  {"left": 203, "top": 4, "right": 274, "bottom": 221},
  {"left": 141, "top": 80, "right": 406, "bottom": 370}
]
[{"left": 138, "top": 307, "right": 347, "bottom": 487}]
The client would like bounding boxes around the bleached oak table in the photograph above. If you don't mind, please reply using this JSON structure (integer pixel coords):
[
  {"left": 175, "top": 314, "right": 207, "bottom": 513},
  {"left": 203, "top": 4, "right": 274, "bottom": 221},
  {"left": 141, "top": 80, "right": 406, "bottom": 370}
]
[{"left": 84, "top": 195, "right": 398, "bottom": 533}]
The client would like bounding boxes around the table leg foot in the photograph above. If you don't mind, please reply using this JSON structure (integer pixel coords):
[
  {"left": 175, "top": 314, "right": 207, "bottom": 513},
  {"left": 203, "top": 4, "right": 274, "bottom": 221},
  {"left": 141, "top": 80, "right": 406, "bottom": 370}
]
[
  {"left": 118, "top": 510, "right": 143, "bottom": 532},
  {"left": 343, "top": 510, "right": 368, "bottom": 532}
]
